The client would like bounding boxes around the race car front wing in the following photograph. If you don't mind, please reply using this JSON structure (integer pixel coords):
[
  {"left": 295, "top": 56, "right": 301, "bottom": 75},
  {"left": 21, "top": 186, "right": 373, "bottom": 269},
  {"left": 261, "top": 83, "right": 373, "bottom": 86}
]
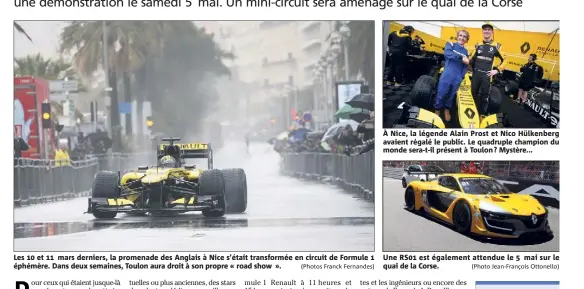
[{"left": 85, "top": 196, "right": 219, "bottom": 214}]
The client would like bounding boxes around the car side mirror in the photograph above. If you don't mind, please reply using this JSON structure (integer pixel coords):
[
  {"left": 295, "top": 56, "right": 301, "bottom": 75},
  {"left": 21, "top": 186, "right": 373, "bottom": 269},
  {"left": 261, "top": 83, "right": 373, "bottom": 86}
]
[{"left": 137, "top": 166, "right": 148, "bottom": 170}]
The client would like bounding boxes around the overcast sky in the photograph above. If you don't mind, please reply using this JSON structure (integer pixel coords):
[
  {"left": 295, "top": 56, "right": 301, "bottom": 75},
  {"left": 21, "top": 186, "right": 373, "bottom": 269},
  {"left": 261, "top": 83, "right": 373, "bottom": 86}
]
[
  {"left": 16, "top": 21, "right": 560, "bottom": 59},
  {"left": 14, "top": 21, "right": 66, "bottom": 59}
]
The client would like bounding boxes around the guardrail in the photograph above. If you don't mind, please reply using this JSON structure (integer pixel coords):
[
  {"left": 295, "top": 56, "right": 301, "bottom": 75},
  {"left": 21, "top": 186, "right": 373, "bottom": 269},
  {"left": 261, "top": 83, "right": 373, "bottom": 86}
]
[
  {"left": 13, "top": 152, "right": 157, "bottom": 207},
  {"left": 280, "top": 151, "right": 374, "bottom": 202},
  {"left": 14, "top": 157, "right": 99, "bottom": 206},
  {"left": 382, "top": 167, "right": 402, "bottom": 179}
]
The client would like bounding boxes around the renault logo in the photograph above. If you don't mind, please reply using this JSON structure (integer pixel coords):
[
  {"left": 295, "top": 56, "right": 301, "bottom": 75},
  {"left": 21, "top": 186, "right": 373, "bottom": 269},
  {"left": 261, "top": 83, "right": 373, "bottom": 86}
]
[
  {"left": 531, "top": 214, "right": 538, "bottom": 225},
  {"left": 464, "top": 108, "right": 476, "bottom": 119},
  {"left": 520, "top": 42, "right": 531, "bottom": 54}
]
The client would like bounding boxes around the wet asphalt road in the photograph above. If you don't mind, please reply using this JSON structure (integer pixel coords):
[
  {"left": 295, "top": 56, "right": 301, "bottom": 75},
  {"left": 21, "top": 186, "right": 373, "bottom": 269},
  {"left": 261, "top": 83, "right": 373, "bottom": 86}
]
[
  {"left": 14, "top": 143, "right": 374, "bottom": 251},
  {"left": 382, "top": 178, "right": 559, "bottom": 252}
]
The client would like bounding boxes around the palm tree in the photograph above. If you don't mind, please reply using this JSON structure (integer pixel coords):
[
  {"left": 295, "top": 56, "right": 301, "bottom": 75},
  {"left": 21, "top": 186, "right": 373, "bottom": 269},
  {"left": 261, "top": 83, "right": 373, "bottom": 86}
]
[
  {"left": 60, "top": 21, "right": 159, "bottom": 151},
  {"left": 14, "top": 22, "right": 32, "bottom": 42},
  {"left": 59, "top": 21, "right": 233, "bottom": 148},
  {"left": 13, "top": 54, "right": 85, "bottom": 120},
  {"left": 14, "top": 54, "right": 51, "bottom": 77}
]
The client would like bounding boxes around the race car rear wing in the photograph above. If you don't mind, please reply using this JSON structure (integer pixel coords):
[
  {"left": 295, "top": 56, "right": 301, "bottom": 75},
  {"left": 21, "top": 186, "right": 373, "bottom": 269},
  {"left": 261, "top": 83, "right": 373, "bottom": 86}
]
[{"left": 158, "top": 143, "right": 212, "bottom": 159}]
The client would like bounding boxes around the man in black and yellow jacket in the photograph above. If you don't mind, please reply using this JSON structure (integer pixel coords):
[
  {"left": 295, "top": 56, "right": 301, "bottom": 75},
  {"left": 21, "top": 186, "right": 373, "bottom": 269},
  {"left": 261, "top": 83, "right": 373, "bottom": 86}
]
[
  {"left": 387, "top": 25, "right": 414, "bottom": 86},
  {"left": 469, "top": 23, "right": 506, "bottom": 117}
]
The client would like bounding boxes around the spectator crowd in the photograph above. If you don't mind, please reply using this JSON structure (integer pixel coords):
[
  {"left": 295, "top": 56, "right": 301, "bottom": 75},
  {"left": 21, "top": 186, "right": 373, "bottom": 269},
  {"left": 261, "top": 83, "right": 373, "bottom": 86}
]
[{"left": 267, "top": 112, "right": 374, "bottom": 157}]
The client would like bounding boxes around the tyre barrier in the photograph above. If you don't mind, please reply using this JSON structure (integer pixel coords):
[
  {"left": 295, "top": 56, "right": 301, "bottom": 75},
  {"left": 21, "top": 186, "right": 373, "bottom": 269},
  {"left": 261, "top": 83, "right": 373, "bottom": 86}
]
[{"left": 281, "top": 151, "right": 375, "bottom": 202}]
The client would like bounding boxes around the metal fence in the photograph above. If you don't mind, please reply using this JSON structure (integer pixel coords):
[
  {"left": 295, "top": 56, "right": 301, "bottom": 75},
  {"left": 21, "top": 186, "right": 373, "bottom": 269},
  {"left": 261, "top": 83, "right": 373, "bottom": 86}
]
[
  {"left": 14, "top": 157, "right": 98, "bottom": 206},
  {"left": 13, "top": 152, "right": 158, "bottom": 207},
  {"left": 382, "top": 161, "right": 559, "bottom": 181},
  {"left": 280, "top": 151, "right": 375, "bottom": 201}
]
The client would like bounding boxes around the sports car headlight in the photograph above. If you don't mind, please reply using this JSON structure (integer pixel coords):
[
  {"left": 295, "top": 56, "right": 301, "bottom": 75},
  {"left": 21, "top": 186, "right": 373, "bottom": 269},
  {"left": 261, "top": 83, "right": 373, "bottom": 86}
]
[{"left": 478, "top": 202, "right": 510, "bottom": 215}]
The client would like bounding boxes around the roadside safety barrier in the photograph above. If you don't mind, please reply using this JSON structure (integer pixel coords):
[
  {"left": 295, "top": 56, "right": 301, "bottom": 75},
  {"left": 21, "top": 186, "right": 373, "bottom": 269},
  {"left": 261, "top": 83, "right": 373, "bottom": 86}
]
[
  {"left": 280, "top": 150, "right": 375, "bottom": 202},
  {"left": 13, "top": 152, "right": 157, "bottom": 207},
  {"left": 14, "top": 157, "right": 98, "bottom": 206}
]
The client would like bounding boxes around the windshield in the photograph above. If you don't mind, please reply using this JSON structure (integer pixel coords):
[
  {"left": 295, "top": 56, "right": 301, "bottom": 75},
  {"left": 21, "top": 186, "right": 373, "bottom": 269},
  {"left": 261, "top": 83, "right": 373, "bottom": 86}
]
[
  {"left": 422, "top": 165, "right": 443, "bottom": 172},
  {"left": 458, "top": 177, "right": 511, "bottom": 195}
]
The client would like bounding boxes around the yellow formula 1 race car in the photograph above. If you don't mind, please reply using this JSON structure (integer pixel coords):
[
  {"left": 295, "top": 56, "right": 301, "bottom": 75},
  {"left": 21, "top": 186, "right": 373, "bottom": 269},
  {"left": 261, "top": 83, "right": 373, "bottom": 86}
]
[
  {"left": 393, "top": 71, "right": 507, "bottom": 128},
  {"left": 86, "top": 137, "right": 247, "bottom": 219},
  {"left": 404, "top": 173, "right": 552, "bottom": 239}
]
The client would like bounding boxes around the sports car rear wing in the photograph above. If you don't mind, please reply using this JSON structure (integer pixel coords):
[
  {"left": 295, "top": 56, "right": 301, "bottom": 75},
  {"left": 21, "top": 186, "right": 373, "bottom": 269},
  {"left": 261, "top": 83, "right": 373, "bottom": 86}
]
[{"left": 404, "top": 170, "right": 446, "bottom": 180}]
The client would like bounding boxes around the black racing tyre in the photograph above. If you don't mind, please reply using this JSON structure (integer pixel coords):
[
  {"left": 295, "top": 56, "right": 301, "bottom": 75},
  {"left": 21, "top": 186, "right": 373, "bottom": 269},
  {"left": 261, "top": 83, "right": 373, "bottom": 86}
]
[
  {"left": 504, "top": 80, "right": 519, "bottom": 98},
  {"left": 402, "top": 178, "right": 407, "bottom": 188},
  {"left": 428, "top": 66, "right": 440, "bottom": 78},
  {"left": 404, "top": 187, "right": 416, "bottom": 211},
  {"left": 91, "top": 171, "right": 119, "bottom": 219},
  {"left": 452, "top": 201, "right": 472, "bottom": 234},
  {"left": 221, "top": 168, "right": 248, "bottom": 213},
  {"left": 411, "top": 75, "right": 435, "bottom": 108},
  {"left": 487, "top": 86, "right": 503, "bottom": 114},
  {"left": 199, "top": 169, "right": 226, "bottom": 217}
]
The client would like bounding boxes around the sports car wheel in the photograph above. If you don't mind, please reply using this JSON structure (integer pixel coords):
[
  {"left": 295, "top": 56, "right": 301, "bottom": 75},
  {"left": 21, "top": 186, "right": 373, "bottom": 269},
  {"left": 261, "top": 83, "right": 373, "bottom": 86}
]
[
  {"left": 199, "top": 169, "right": 226, "bottom": 217},
  {"left": 453, "top": 201, "right": 472, "bottom": 234},
  {"left": 411, "top": 75, "right": 435, "bottom": 109},
  {"left": 505, "top": 80, "right": 519, "bottom": 98},
  {"left": 402, "top": 178, "right": 407, "bottom": 188},
  {"left": 91, "top": 171, "right": 119, "bottom": 219},
  {"left": 404, "top": 187, "right": 415, "bottom": 211},
  {"left": 487, "top": 86, "right": 503, "bottom": 114},
  {"left": 221, "top": 168, "right": 248, "bottom": 213}
]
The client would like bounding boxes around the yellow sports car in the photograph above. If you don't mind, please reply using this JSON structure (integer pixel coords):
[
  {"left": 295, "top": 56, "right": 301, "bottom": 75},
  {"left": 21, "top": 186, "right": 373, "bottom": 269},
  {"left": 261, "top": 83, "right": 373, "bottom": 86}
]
[
  {"left": 404, "top": 173, "right": 552, "bottom": 238},
  {"left": 86, "top": 137, "right": 247, "bottom": 219}
]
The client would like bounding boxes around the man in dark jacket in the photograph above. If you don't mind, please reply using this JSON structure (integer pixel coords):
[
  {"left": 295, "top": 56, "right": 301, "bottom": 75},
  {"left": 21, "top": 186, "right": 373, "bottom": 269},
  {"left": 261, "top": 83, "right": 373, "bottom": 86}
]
[
  {"left": 518, "top": 53, "right": 544, "bottom": 105},
  {"left": 411, "top": 35, "right": 426, "bottom": 55},
  {"left": 387, "top": 25, "right": 414, "bottom": 86},
  {"left": 469, "top": 23, "right": 506, "bottom": 118}
]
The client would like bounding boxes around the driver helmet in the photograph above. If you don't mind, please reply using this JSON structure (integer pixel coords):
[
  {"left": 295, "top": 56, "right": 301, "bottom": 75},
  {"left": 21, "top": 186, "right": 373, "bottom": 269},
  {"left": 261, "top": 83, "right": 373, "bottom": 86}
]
[{"left": 159, "top": 155, "right": 177, "bottom": 168}]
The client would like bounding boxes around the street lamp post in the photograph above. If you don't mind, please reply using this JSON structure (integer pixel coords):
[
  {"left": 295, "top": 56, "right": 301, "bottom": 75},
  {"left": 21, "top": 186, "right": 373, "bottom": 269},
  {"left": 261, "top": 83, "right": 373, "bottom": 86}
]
[
  {"left": 293, "top": 86, "right": 298, "bottom": 116},
  {"left": 102, "top": 21, "right": 111, "bottom": 136},
  {"left": 313, "top": 68, "right": 321, "bottom": 114},
  {"left": 340, "top": 21, "right": 351, "bottom": 81},
  {"left": 283, "top": 84, "right": 292, "bottom": 127},
  {"left": 319, "top": 54, "right": 330, "bottom": 125},
  {"left": 326, "top": 49, "right": 337, "bottom": 123}
]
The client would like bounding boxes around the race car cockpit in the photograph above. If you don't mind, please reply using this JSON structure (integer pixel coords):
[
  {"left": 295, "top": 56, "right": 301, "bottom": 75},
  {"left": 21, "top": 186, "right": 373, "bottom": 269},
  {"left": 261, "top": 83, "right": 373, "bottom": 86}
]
[
  {"left": 157, "top": 137, "right": 183, "bottom": 167},
  {"left": 159, "top": 155, "right": 179, "bottom": 168}
]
